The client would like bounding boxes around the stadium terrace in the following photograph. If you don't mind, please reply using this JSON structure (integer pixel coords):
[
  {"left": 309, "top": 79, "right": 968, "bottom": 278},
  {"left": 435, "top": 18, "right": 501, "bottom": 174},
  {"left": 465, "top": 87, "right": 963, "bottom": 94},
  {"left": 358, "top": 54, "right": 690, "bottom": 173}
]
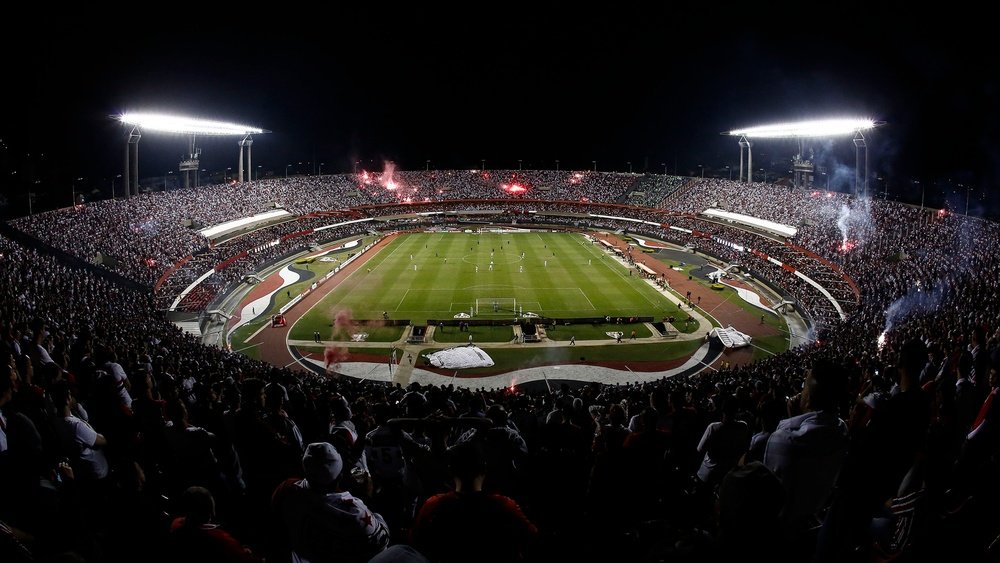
[{"left": 1, "top": 168, "right": 998, "bottom": 563}]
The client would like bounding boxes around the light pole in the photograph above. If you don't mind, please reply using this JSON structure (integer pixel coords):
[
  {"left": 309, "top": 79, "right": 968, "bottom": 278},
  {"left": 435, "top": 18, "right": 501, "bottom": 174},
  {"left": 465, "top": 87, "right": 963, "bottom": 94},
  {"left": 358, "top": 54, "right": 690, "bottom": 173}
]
[
  {"left": 592, "top": 160, "right": 596, "bottom": 172},
  {"left": 257, "top": 165, "right": 262, "bottom": 180},
  {"left": 481, "top": 159, "right": 485, "bottom": 172},
  {"left": 426, "top": 159, "right": 430, "bottom": 171},
  {"left": 661, "top": 162, "right": 667, "bottom": 174},
  {"left": 726, "top": 165, "right": 731, "bottom": 181},
  {"left": 319, "top": 162, "right": 325, "bottom": 176},
  {"left": 698, "top": 164, "right": 704, "bottom": 178},
  {"left": 555, "top": 159, "right": 560, "bottom": 171},
  {"left": 518, "top": 159, "right": 522, "bottom": 171},
  {"left": 759, "top": 168, "right": 765, "bottom": 183},
  {"left": 964, "top": 184, "right": 971, "bottom": 216},
  {"left": 627, "top": 161, "right": 632, "bottom": 174},
  {"left": 225, "top": 167, "right": 232, "bottom": 182},
  {"left": 285, "top": 164, "right": 291, "bottom": 178},
  {"left": 111, "top": 174, "right": 121, "bottom": 199}
]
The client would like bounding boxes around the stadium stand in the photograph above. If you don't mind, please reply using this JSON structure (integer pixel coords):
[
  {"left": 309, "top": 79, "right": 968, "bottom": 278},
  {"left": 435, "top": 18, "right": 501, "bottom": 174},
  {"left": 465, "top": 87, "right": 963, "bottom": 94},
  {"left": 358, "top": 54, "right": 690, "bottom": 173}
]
[{"left": 1, "top": 171, "right": 999, "bottom": 563}]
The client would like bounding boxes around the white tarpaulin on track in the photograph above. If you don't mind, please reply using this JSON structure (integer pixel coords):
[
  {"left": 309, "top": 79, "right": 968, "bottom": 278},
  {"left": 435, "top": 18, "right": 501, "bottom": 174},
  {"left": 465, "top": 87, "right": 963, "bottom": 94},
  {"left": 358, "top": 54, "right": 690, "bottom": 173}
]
[
  {"left": 709, "top": 326, "right": 754, "bottom": 349},
  {"left": 424, "top": 346, "right": 495, "bottom": 369}
]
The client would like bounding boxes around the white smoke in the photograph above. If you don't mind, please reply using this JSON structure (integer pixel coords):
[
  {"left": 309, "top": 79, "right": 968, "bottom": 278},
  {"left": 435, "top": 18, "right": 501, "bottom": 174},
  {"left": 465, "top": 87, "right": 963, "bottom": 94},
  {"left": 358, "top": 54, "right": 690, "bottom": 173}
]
[
  {"left": 883, "top": 281, "right": 946, "bottom": 334},
  {"left": 837, "top": 204, "right": 850, "bottom": 246}
]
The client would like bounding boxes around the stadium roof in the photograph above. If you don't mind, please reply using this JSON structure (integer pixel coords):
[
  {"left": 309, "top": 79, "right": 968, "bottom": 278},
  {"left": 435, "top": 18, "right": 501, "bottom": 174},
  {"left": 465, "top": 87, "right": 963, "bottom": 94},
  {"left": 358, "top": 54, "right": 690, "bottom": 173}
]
[{"left": 117, "top": 112, "right": 268, "bottom": 135}]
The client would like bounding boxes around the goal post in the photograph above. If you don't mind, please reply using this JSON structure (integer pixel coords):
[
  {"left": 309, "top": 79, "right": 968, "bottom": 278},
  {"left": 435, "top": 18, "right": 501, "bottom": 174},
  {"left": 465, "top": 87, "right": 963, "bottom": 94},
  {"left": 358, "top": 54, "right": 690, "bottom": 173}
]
[{"left": 475, "top": 297, "right": 517, "bottom": 315}]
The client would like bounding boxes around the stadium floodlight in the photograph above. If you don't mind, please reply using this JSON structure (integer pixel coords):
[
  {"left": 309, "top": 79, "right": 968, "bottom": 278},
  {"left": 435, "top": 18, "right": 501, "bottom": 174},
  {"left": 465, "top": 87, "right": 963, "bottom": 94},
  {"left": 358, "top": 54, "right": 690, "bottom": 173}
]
[
  {"left": 118, "top": 112, "right": 270, "bottom": 192},
  {"left": 118, "top": 112, "right": 267, "bottom": 135},
  {"left": 727, "top": 118, "right": 879, "bottom": 139}
]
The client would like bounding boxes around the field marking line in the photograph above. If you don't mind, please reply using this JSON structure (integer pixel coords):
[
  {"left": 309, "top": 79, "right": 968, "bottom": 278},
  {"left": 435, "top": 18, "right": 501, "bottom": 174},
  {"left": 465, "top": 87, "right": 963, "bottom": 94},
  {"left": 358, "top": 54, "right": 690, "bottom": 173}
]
[
  {"left": 394, "top": 288, "right": 411, "bottom": 312},
  {"left": 367, "top": 234, "right": 408, "bottom": 273},
  {"left": 574, "top": 235, "right": 665, "bottom": 309},
  {"left": 244, "top": 322, "right": 271, "bottom": 344},
  {"left": 232, "top": 341, "right": 263, "bottom": 353},
  {"left": 706, "top": 285, "right": 740, "bottom": 316},
  {"left": 576, "top": 287, "right": 598, "bottom": 310}
]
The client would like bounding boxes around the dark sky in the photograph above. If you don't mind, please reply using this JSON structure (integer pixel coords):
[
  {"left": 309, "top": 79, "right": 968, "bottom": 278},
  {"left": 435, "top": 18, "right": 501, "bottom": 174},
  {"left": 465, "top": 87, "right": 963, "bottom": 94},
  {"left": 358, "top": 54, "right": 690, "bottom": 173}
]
[{"left": 3, "top": 4, "right": 996, "bottom": 214}]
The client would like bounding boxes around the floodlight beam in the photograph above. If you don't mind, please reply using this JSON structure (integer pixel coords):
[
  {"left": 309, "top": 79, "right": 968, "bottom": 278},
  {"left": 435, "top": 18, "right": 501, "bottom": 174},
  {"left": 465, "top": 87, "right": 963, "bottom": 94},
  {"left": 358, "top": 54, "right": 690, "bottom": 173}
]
[{"left": 725, "top": 118, "right": 881, "bottom": 139}]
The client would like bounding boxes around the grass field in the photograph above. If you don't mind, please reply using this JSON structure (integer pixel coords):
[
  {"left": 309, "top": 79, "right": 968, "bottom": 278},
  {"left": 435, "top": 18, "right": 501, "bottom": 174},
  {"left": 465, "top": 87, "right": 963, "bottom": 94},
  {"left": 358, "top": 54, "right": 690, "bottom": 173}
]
[{"left": 291, "top": 231, "right": 687, "bottom": 340}]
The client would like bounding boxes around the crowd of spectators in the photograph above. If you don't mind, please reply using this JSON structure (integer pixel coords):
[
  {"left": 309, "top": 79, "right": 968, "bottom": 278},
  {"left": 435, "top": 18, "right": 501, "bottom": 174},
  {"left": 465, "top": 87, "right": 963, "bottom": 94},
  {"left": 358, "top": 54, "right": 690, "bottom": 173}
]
[
  {"left": 10, "top": 171, "right": 640, "bottom": 288},
  {"left": 2, "top": 173, "right": 1000, "bottom": 562}
]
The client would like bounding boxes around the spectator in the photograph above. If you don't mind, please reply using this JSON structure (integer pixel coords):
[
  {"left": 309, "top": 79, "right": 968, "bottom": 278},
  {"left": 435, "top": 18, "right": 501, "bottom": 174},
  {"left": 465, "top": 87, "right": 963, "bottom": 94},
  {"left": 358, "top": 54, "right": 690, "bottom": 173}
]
[
  {"left": 272, "top": 442, "right": 390, "bottom": 563},
  {"left": 763, "top": 358, "right": 849, "bottom": 531},
  {"left": 410, "top": 440, "right": 537, "bottom": 563},
  {"left": 169, "top": 486, "right": 260, "bottom": 563},
  {"left": 695, "top": 397, "right": 750, "bottom": 489}
]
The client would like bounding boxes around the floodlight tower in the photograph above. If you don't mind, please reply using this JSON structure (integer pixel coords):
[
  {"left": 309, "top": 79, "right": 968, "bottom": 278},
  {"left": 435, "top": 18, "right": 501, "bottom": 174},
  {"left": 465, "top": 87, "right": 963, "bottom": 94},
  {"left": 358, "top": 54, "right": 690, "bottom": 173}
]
[
  {"left": 238, "top": 134, "right": 253, "bottom": 183},
  {"left": 117, "top": 112, "right": 268, "bottom": 194},
  {"left": 179, "top": 134, "right": 202, "bottom": 189},
  {"left": 853, "top": 130, "right": 868, "bottom": 198},
  {"left": 738, "top": 136, "right": 752, "bottom": 183},
  {"left": 726, "top": 118, "right": 882, "bottom": 193},
  {"left": 791, "top": 140, "right": 815, "bottom": 189},
  {"left": 125, "top": 126, "right": 141, "bottom": 196}
]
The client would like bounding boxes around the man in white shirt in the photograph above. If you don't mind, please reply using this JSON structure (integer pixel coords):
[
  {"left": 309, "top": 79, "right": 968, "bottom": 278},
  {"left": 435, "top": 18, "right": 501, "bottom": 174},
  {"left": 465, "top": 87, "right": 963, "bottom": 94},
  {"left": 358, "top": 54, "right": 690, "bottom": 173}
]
[
  {"left": 51, "top": 381, "right": 110, "bottom": 481},
  {"left": 764, "top": 358, "right": 849, "bottom": 530}
]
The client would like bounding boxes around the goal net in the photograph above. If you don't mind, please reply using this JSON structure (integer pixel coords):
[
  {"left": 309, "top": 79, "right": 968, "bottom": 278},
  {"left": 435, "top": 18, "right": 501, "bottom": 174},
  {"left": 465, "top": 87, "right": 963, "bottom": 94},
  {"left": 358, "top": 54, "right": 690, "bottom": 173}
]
[{"left": 475, "top": 297, "right": 517, "bottom": 315}]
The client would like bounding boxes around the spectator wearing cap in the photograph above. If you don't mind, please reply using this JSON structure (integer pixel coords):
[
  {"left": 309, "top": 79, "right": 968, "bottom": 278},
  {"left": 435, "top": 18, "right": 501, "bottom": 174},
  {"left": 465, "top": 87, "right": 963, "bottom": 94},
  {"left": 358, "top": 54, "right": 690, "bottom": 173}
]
[
  {"left": 271, "top": 442, "right": 389, "bottom": 563},
  {"left": 326, "top": 394, "right": 372, "bottom": 496}
]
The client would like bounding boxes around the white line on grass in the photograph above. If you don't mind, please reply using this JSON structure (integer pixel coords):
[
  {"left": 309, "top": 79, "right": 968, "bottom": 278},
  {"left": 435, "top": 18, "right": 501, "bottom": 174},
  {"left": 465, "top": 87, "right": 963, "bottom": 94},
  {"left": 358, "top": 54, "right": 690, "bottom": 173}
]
[
  {"left": 576, "top": 287, "right": 598, "bottom": 310},
  {"left": 747, "top": 341, "right": 778, "bottom": 357},
  {"left": 575, "top": 236, "right": 664, "bottom": 309},
  {"left": 367, "top": 235, "right": 408, "bottom": 273},
  {"left": 395, "top": 289, "right": 411, "bottom": 312},
  {"left": 244, "top": 322, "right": 271, "bottom": 344}
]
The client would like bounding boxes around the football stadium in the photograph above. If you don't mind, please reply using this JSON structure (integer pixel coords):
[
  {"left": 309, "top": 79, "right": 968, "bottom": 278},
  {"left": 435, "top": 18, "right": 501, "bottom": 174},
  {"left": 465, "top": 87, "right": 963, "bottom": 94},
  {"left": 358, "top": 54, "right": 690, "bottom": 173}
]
[{"left": 3, "top": 147, "right": 999, "bottom": 562}]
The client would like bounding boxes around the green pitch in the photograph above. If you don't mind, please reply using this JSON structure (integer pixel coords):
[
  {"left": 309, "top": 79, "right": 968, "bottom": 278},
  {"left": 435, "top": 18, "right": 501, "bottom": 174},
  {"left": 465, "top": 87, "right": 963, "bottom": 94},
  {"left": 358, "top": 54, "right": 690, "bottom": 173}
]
[{"left": 290, "top": 231, "right": 682, "bottom": 338}]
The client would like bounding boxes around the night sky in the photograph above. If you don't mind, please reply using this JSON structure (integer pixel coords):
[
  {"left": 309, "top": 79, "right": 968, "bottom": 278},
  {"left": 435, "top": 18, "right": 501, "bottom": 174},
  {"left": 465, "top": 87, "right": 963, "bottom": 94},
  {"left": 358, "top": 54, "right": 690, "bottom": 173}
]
[{"left": 3, "top": 4, "right": 996, "bottom": 215}]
